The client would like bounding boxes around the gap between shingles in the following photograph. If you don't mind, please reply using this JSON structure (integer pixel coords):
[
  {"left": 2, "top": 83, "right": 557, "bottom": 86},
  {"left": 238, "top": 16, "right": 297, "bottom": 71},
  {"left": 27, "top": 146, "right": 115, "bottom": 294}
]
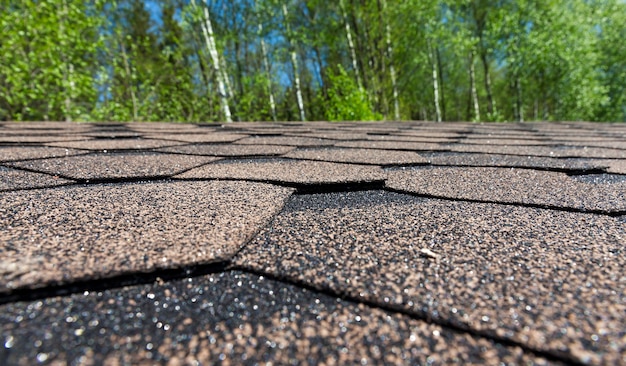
[
  {"left": 227, "top": 265, "right": 587, "bottom": 366},
  {"left": 0, "top": 261, "right": 230, "bottom": 306},
  {"left": 0, "top": 256, "right": 586, "bottom": 365}
]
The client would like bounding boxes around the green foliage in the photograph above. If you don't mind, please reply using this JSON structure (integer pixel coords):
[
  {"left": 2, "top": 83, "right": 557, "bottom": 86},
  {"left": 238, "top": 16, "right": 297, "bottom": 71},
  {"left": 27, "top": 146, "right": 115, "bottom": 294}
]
[
  {"left": 0, "top": 0, "right": 102, "bottom": 121},
  {"left": 0, "top": 0, "right": 624, "bottom": 122},
  {"left": 322, "top": 65, "right": 380, "bottom": 121}
]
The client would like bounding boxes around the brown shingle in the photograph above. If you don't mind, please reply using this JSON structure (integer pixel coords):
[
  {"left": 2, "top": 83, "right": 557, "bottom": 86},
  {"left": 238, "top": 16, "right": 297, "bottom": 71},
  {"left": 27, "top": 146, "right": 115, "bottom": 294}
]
[
  {"left": 0, "top": 146, "right": 84, "bottom": 162},
  {"left": 0, "top": 166, "right": 73, "bottom": 190},
  {"left": 157, "top": 143, "right": 295, "bottom": 157},
  {"left": 0, "top": 271, "right": 553, "bottom": 365},
  {"left": 45, "top": 138, "right": 186, "bottom": 151},
  {"left": 385, "top": 166, "right": 626, "bottom": 212},
  {"left": 176, "top": 159, "right": 385, "bottom": 185},
  {"left": 234, "top": 190, "right": 625, "bottom": 364},
  {"left": 285, "top": 147, "right": 427, "bottom": 165},
  {"left": 7, "top": 152, "right": 217, "bottom": 181},
  {"left": 0, "top": 181, "right": 293, "bottom": 292}
]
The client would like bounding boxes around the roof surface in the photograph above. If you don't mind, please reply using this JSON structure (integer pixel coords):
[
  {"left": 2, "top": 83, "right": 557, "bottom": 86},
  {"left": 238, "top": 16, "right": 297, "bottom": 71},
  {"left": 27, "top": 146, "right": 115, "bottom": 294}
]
[{"left": 0, "top": 121, "right": 625, "bottom": 365}]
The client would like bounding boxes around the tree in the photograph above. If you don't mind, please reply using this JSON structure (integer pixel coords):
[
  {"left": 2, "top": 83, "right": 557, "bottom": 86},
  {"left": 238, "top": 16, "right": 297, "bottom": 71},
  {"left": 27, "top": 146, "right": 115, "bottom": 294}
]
[{"left": 0, "top": 0, "right": 101, "bottom": 121}]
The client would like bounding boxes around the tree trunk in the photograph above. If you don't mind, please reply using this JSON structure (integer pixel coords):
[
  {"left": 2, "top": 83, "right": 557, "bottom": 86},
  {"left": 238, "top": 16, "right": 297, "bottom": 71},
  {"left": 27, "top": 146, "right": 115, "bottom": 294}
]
[
  {"left": 348, "top": 0, "right": 368, "bottom": 91},
  {"left": 381, "top": 0, "right": 400, "bottom": 120},
  {"left": 59, "top": 0, "right": 74, "bottom": 121},
  {"left": 469, "top": 51, "right": 480, "bottom": 121},
  {"left": 119, "top": 40, "right": 138, "bottom": 120},
  {"left": 193, "top": 0, "right": 232, "bottom": 122},
  {"left": 436, "top": 47, "right": 446, "bottom": 121},
  {"left": 428, "top": 40, "right": 442, "bottom": 122},
  {"left": 257, "top": 23, "right": 277, "bottom": 121},
  {"left": 282, "top": 3, "right": 305, "bottom": 121},
  {"left": 339, "top": 0, "right": 362, "bottom": 91},
  {"left": 515, "top": 76, "right": 523, "bottom": 122},
  {"left": 480, "top": 51, "right": 495, "bottom": 117}
]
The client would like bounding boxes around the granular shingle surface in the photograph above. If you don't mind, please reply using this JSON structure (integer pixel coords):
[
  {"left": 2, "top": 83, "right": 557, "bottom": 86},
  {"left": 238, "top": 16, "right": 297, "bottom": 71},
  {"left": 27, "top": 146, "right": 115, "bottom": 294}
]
[
  {"left": 285, "top": 147, "right": 427, "bottom": 165},
  {"left": 156, "top": 143, "right": 295, "bottom": 157},
  {"left": 385, "top": 166, "right": 626, "bottom": 212},
  {"left": 1, "top": 121, "right": 625, "bottom": 365},
  {"left": 144, "top": 132, "right": 246, "bottom": 143},
  {"left": 424, "top": 152, "right": 603, "bottom": 171},
  {"left": 6, "top": 152, "right": 218, "bottom": 181},
  {"left": 175, "top": 158, "right": 385, "bottom": 186},
  {"left": 0, "top": 146, "right": 83, "bottom": 163},
  {"left": 234, "top": 191, "right": 625, "bottom": 364},
  {"left": 45, "top": 138, "right": 185, "bottom": 151},
  {"left": 0, "top": 166, "right": 73, "bottom": 190},
  {"left": 0, "top": 181, "right": 293, "bottom": 292},
  {"left": 0, "top": 271, "right": 556, "bottom": 365}
]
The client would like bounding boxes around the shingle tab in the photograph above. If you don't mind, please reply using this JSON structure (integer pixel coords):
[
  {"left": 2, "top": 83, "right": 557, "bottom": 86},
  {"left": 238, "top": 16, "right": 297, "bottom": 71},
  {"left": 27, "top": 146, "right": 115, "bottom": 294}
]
[
  {"left": 0, "top": 181, "right": 293, "bottom": 292},
  {"left": 176, "top": 159, "right": 385, "bottom": 185},
  {"left": 285, "top": 147, "right": 427, "bottom": 165},
  {"left": 0, "top": 146, "right": 84, "bottom": 162},
  {"left": 0, "top": 166, "right": 73, "bottom": 190},
  {"left": 385, "top": 166, "right": 626, "bottom": 212},
  {"left": 7, "top": 153, "right": 218, "bottom": 181},
  {"left": 234, "top": 190, "right": 626, "bottom": 364},
  {"left": 45, "top": 138, "right": 185, "bottom": 151},
  {"left": 0, "top": 271, "right": 552, "bottom": 365}
]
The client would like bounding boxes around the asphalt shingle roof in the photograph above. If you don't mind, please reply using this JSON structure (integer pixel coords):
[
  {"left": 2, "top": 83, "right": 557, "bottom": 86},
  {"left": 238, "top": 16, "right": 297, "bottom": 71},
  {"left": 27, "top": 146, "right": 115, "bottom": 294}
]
[{"left": 0, "top": 121, "right": 624, "bottom": 365}]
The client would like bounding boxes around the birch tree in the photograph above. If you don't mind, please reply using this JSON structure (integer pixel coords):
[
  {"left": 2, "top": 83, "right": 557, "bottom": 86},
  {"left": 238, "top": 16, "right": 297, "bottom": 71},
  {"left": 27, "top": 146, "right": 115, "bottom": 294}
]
[
  {"left": 427, "top": 39, "right": 442, "bottom": 122},
  {"left": 281, "top": 2, "right": 306, "bottom": 121},
  {"left": 381, "top": 0, "right": 400, "bottom": 120},
  {"left": 339, "top": 0, "right": 362, "bottom": 91},
  {"left": 191, "top": 0, "right": 232, "bottom": 122},
  {"left": 258, "top": 23, "right": 278, "bottom": 121},
  {"left": 468, "top": 50, "right": 480, "bottom": 121}
]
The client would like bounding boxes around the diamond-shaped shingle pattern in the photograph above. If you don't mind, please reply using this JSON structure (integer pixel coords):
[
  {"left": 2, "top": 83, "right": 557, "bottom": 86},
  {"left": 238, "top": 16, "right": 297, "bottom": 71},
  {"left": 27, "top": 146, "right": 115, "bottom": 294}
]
[{"left": 0, "top": 121, "right": 624, "bottom": 365}]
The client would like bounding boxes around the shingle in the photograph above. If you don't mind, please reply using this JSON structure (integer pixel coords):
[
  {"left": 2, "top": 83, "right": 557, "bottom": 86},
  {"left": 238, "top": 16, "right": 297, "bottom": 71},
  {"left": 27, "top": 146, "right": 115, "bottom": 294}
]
[
  {"left": 235, "top": 136, "right": 335, "bottom": 147},
  {"left": 143, "top": 133, "right": 246, "bottom": 143},
  {"left": 424, "top": 152, "right": 602, "bottom": 171},
  {"left": 1, "top": 120, "right": 624, "bottom": 365},
  {"left": 6, "top": 153, "right": 217, "bottom": 181},
  {"left": 45, "top": 138, "right": 185, "bottom": 151},
  {"left": 448, "top": 144, "right": 626, "bottom": 158},
  {"left": 157, "top": 143, "right": 295, "bottom": 157},
  {"left": 1, "top": 122, "right": 94, "bottom": 131},
  {"left": 126, "top": 122, "right": 202, "bottom": 131},
  {"left": 456, "top": 138, "right": 554, "bottom": 146},
  {"left": 0, "top": 146, "right": 84, "bottom": 163},
  {"left": 0, "top": 135, "right": 92, "bottom": 143},
  {"left": 336, "top": 140, "right": 448, "bottom": 151},
  {"left": 0, "top": 181, "right": 293, "bottom": 292},
  {"left": 0, "top": 166, "right": 73, "bottom": 191},
  {"left": 234, "top": 190, "right": 626, "bottom": 365},
  {"left": 385, "top": 166, "right": 626, "bottom": 212},
  {"left": 175, "top": 159, "right": 385, "bottom": 185},
  {"left": 588, "top": 159, "right": 626, "bottom": 174},
  {"left": 285, "top": 147, "right": 427, "bottom": 166},
  {"left": 0, "top": 271, "right": 553, "bottom": 365}
]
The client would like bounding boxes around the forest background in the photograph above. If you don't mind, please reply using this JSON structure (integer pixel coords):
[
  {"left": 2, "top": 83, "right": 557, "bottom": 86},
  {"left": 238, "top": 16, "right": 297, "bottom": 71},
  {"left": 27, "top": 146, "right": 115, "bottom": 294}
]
[{"left": 1, "top": 0, "right": 625, "bottom": 123}]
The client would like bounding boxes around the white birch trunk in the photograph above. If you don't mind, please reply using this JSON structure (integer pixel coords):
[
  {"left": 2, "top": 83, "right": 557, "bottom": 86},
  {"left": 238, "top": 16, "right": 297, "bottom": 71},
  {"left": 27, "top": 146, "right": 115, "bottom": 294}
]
[
  {"left": 119, "top": 41, "right": 138, "bottom": 120},
  {"left": 469, "top": 51, "right": 480, "bottom": 121},
  {"left": 193, "top": 0, "right": 232, "bottom": 122},
  {"left": 428, "top": 40, "right": 442, "bottom": 122},
  {"left": 258, "top": 22, "right": 277, "bottom": 121},
  {"left": 339, "top": 0, "right": 362, "bottom": 91},
  {"left": 381, "top": 0, "right": 400, "bottom": 120},
  {"left": 282, "top": 3, "right": 306, "bottom": 121},
  {"left": 59, "top": 0, "right": 74, "bottom": 121}
]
